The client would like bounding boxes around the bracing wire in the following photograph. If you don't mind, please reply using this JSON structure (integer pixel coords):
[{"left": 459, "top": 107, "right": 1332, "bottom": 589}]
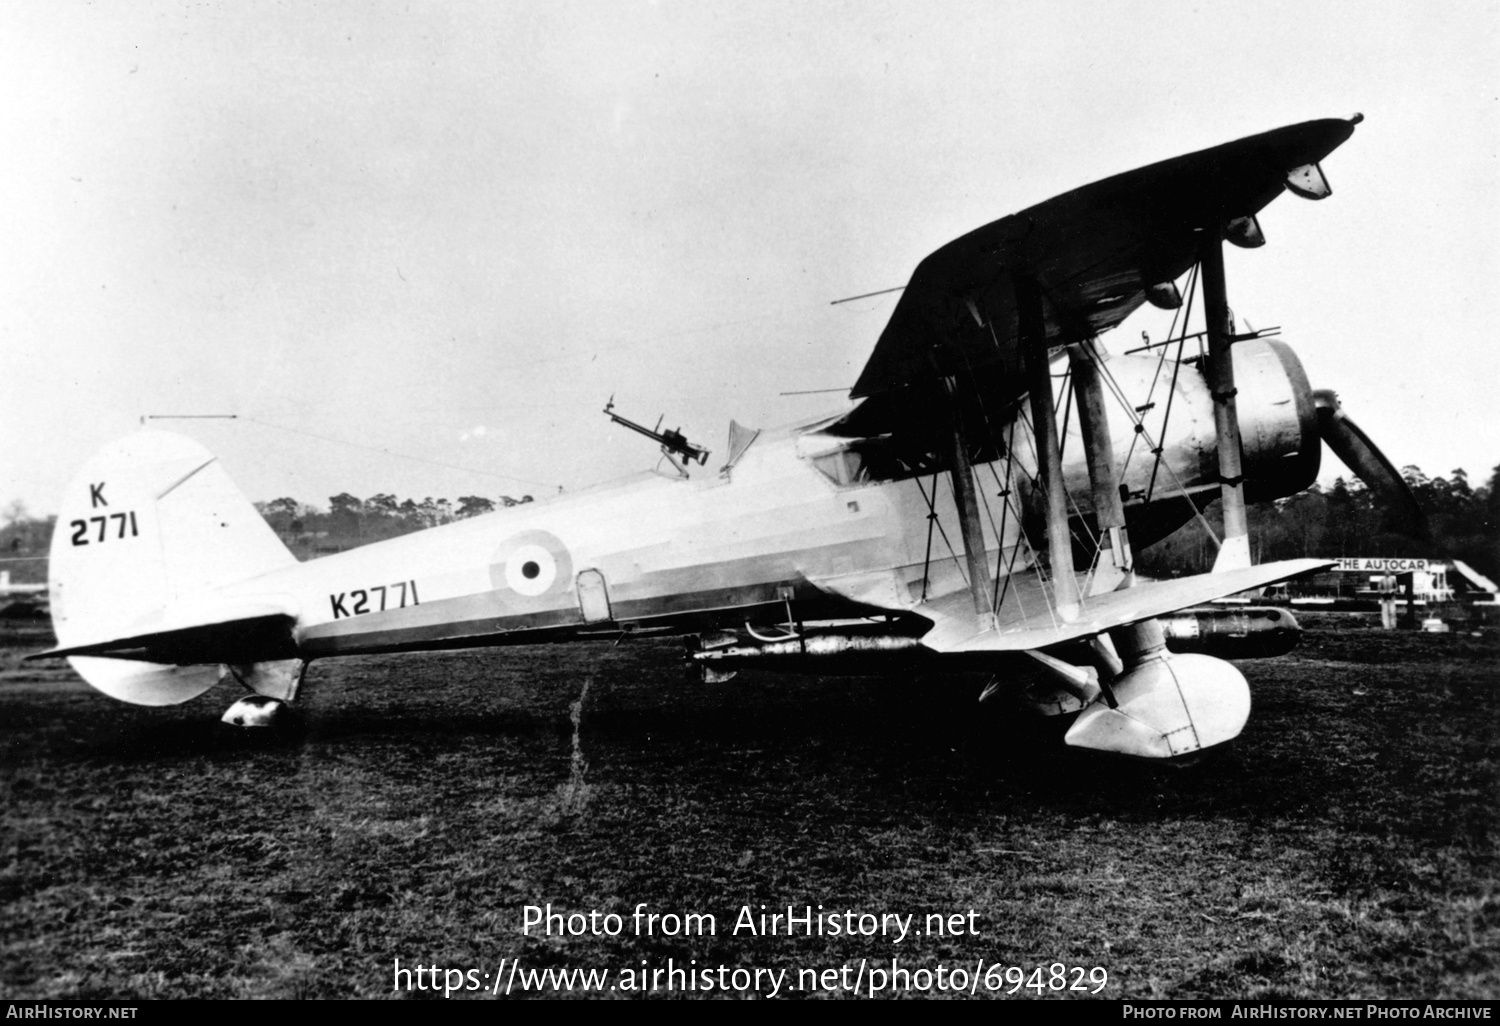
[
  {"left": 1093, "top": 351, "right": 1223, "bottom": 550},
  {"left": 913, "top": 473, "right": 967, "bottom": 590}
]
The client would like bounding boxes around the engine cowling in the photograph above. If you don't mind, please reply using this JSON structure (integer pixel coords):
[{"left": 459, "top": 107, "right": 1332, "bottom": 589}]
[{"left": 1088, "top": 337, "right": 1320, "bottom": 509}]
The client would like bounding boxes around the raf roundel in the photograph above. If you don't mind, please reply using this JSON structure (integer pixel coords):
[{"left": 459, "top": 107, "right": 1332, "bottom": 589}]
[
  {"left": 506, "top": 543, "right": 557, "bottom": 596},
  {"left": 490, "top": 530, "right": 573, "bottom": 600}
]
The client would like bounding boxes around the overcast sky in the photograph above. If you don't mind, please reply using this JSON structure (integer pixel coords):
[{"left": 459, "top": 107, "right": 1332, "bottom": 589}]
[{"left": 3, "top": 1, "right": 1496, "bottom": 517}]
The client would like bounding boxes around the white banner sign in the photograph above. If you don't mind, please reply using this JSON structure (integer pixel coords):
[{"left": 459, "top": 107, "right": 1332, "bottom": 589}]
[{"left": 1333, "top": 557, "right": 1441, "bottom": 573}]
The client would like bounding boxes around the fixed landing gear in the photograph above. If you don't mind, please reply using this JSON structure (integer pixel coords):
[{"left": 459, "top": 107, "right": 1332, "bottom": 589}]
[
  {"left": 220, "top": 658, "right": 307, "bottom": 729},
  {"left": 1064, "top": 651, "right": 1250, "bottom": 759},
  {"left": 221, "top": 693, "right": 294, "bottom": 728}
]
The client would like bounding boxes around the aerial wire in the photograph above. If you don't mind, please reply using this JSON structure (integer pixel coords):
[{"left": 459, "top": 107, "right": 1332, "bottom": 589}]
[{"left": 238, "top": 416, "right": 562, "bottom": 491}]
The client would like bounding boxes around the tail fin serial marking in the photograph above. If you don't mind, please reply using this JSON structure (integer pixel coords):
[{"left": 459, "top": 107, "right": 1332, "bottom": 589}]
[{"left": 41, "top": 430, "right": 299, "bottom": 706}]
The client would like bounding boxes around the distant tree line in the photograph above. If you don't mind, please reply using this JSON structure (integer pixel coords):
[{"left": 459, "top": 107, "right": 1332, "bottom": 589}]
[
  {"left": 254, "top": 491, "right": 535, "bottom": 554},
  {"left": 1138, "top": 464, "right": 1500, "bottom": 581}
]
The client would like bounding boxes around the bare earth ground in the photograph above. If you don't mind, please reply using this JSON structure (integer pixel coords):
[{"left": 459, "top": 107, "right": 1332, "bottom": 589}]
[{"left": 1, "top": 615, "right": 1495, "bottom": 1000}]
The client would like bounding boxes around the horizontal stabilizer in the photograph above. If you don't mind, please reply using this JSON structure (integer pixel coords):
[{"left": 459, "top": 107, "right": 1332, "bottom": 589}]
[
  {"left": 34, "top": 609, "right": 297, "bottom": 665},
  {"left": 918, "top": 559, "right": 1333, "bottom": 653}
]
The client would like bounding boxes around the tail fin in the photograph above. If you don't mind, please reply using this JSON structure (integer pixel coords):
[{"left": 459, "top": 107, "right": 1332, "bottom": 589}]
[{"left": 46, "top": 430, "right": 298, "bottom": 705}]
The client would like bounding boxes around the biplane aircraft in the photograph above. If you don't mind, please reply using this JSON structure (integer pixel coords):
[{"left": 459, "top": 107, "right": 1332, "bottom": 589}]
[{"left": 35, "top": 115, "right": 1417, "bottom": 759}]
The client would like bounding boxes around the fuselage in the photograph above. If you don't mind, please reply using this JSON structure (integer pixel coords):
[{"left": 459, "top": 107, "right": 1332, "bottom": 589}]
[
  {"left": 229, "top": 419, "right": 974, "bottom": 658},
  {"left": 214, "top": 339, "right": 1319, "bottom": 660}
]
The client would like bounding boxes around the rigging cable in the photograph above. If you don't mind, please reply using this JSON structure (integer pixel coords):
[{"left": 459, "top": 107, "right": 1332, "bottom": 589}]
[
  {"left": 1143, "top": 266, "right": 1200, "bottom": 504},
  {"left": 1093, "top": 346, "right": 1223, "bottom": 550},
  {"left": 1121, "top": 264, "right": 1197, "bottom": 472},
  {"left": 913, "top": 473, "right": 968, "bottom": 592}
]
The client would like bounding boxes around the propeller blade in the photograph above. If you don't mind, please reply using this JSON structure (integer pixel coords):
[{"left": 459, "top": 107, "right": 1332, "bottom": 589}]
[{"left": 1313, "top": 389, "right": 1427, "bottom": 537}]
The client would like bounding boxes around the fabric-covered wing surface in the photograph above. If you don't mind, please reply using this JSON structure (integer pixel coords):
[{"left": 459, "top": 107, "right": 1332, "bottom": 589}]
[{"left": 838, "top": 117, "right": 1359, "bottom": 447}]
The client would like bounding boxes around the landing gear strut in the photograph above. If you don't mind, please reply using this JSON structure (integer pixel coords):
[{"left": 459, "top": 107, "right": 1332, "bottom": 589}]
[{"left": 220, "top": 658, "right": 307, "bottom": 728}]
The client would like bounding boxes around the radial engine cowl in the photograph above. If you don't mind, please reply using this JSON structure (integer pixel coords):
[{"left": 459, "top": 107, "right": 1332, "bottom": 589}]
[
  {"left": 1061, "top": 337, "right": 1322, "bottom": 514},
  {"left": 1231, "top": 338, "right": 1321, "bottom": 503}
]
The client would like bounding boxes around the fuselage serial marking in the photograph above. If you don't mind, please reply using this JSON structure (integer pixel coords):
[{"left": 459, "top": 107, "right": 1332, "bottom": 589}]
[{"left": 330, "top": 579, "right": 420, "bottom": 620}]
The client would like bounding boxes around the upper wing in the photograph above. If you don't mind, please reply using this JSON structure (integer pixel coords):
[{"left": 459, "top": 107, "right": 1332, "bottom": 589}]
[{"left": 834, "top": 117, "right": 1360, "bottom": 447}]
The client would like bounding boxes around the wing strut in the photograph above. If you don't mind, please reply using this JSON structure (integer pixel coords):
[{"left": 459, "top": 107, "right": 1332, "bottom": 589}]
[
  {"left": 945, "top": 388, "right": 996, "bottom": 630},
  {"left": 1200, "top": 233, "right": 1252, "bottom": 571},
  {"left": 1068, "top": 339, "right": 1135, "bottom": 579},
  {"left": 1019, "top": 279, "right": 1081, "bottom": 621},
  {"left": 1067, "top": 339, "right": 1168, "bottom": 695}
]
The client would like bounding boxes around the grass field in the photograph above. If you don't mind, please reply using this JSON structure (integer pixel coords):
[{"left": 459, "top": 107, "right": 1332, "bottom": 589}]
[{"left": 1, "top": 616, "right": 1495, "bottom": 1000}]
